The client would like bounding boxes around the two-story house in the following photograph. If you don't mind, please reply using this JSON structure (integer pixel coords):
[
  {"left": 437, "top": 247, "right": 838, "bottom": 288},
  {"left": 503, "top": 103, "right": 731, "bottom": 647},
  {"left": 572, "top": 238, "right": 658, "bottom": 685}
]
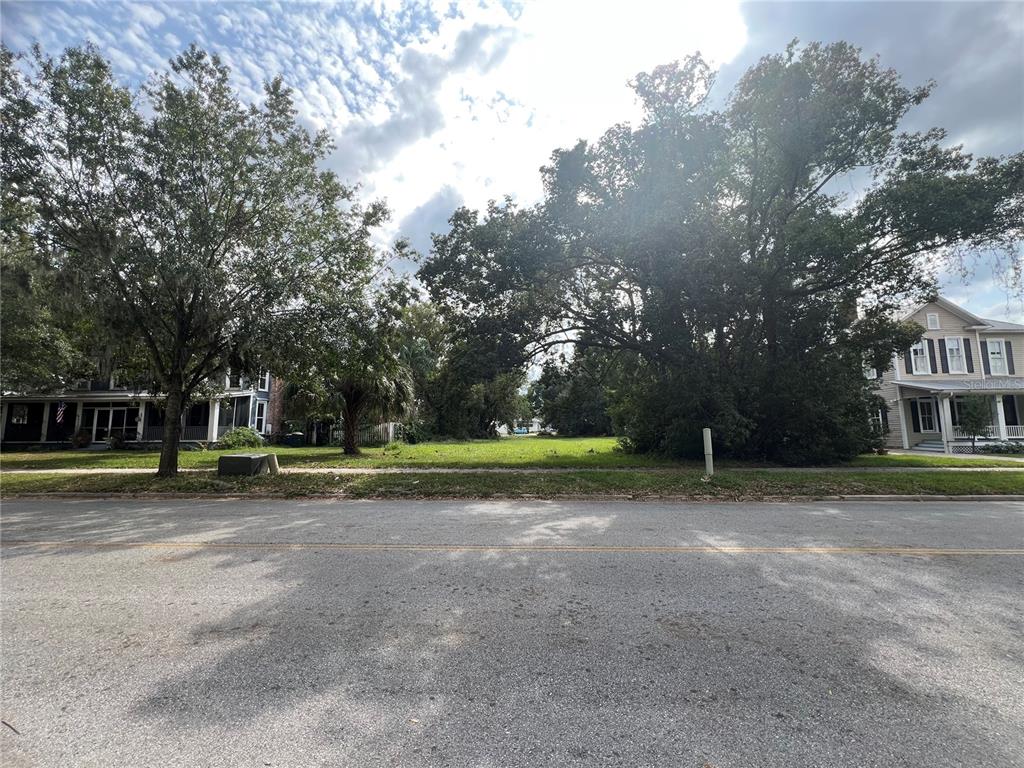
[
  {"left": 875, "top": 296, "right": 1024, "bottom": 453},
  {"left": 0, "top": 371, "right": 282, "bottom": 448}
]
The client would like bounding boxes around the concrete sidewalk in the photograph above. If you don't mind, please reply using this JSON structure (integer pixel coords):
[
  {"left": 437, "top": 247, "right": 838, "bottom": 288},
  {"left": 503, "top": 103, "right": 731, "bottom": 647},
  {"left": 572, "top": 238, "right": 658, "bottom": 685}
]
[{"left": 2, "top": 464, "right": 1024, "bottom": 475}]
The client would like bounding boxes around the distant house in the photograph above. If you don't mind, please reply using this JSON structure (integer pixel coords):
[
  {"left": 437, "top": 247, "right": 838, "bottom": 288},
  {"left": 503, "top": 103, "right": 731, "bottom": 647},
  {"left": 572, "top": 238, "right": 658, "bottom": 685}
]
[
  {"left": 875, "top": 296, "right": 1024, "bottom": 453},
  {"left": 498, "top": 417, "right": 548, "bottom": 435},
  {"left": 1, "top": 370, "right": 282, "bottom": 447}
]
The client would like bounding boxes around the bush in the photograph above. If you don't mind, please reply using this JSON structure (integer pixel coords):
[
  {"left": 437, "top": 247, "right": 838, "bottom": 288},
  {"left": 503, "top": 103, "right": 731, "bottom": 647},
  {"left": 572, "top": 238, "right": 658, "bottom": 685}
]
[
  {"left": 217, "top": 427, "right": 264, "bottom": 449},
  {"left": 398, "top": 421, "right": 428, "bottom": 444},
  {"left": 71, "top": 430, "right": 92, "bottom": 448},
  {"left": 979, "top": 441, "right": 1024, "bottom": 455}
]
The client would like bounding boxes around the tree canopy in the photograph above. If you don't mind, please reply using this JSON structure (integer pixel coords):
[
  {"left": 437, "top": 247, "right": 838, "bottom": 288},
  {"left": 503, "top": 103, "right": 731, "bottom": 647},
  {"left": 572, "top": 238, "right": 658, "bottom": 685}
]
[
  {"left": 3, "top": 44, "right": 385, "bottom": 473},
  {"left": 276, "top": 280, "right": 414, "bottom": 454},
  {"left": 419, "top": 41, "right": 1023, "bottom": 462}
]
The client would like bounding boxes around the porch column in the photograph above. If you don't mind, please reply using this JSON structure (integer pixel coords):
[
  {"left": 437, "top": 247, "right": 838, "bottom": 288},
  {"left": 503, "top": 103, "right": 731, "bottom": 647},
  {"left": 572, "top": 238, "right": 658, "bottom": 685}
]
[
  {"left": 41, "top": 402, "right": 51, "bottom": 442},
  {"left": 994, "top": 395, "right": 1008, "bottom": 441},
  {"left": 895, "top": 397, "right": 910, "bottom": 449},
  {"left": 939, "top": 395, "right": 954, "bottom": 455},
  {"left": 0, "top": 401, "right": 7, "bottom": 441},
  {"left": 208, "top": 399, "right": 220, "bottom": 443},
  {"left": 73, "top": 401, "right": 83, "bottom": 433}
]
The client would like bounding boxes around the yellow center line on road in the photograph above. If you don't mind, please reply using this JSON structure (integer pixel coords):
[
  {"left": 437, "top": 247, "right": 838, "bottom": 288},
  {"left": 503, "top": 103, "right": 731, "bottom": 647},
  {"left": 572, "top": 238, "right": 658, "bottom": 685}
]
[{"left": 2, "top": 539, "right": 1023, "bottom": 555}]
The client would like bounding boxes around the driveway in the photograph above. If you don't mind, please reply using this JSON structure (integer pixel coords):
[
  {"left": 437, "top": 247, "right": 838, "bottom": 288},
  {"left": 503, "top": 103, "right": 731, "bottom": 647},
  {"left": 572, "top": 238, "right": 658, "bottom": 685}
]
[{"left": 2, "top": 499, "right": 1022, "bottom": 767}]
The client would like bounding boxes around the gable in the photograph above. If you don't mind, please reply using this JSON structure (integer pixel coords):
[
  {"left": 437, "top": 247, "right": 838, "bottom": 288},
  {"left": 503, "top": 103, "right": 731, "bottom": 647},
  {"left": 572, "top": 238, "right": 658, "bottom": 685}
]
[{"left": 905, "top": 302, "right": 976, "bottom": 334}]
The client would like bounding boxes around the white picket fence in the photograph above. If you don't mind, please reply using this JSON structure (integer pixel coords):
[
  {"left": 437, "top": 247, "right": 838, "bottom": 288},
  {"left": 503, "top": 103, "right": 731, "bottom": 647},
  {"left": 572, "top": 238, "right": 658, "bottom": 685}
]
[{"left": 331, "top": 421, "right": 399, "bottom": 446}]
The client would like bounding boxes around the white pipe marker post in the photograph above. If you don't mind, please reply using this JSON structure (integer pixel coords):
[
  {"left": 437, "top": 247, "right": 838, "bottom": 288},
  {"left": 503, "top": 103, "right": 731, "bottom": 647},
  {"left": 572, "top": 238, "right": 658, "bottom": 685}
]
[{"left": 702, "top": 427, "right": 714, "bottom": 476}]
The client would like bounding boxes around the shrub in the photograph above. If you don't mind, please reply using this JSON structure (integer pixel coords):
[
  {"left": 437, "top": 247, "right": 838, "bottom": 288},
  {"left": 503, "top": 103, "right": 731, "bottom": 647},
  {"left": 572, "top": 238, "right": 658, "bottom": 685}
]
[
  {"left": 71, "top": 430, "right": 92, "bottom": 448},
  {"left": 217, "top": 427, "right": 264, "bottom": 449},
  {"left": 398, "top": 421, "right": 428, "bottom": 444},
  {"left": 980, "top": 441, "right": 1024, "bottom": 455}
]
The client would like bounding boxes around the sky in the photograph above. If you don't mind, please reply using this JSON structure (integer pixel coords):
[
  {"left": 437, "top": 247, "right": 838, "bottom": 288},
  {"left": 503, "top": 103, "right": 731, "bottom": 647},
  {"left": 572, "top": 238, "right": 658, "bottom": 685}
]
[{"left": 2, "top": 0, "right": 1022, "bottom": 321}]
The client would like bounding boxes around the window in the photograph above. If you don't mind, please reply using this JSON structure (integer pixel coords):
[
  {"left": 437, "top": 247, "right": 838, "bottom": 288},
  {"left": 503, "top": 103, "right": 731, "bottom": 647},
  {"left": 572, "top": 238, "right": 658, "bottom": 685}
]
[
  {"left": 987, "top": 339, "right": 1008, "bottom": 375},
  {"left": 910, "top": 341, "right": 930, "bottom": 375},
  {"left": 944, "top": 337, "right": 966, "bottom": 374},
  {"left": 255, "top": 401, "right": 266, "bottom": 433},
  {"left": 926, "top": 313, "right": 940, "bottom": 330},
  {"left": 261, "top": 371, "right": 271, "bottom": 390},
  {"left": 227, "top": 370, "right": 242, "bottom": 389},
  {"left": 917, "top": 399, "right": 937, "bottom": 432},
  {"left": 864, "top": 366, "right": 878, "bottom": 380},
  {"left": 11, "top": 404, "right": 28, "bottom": 424}
]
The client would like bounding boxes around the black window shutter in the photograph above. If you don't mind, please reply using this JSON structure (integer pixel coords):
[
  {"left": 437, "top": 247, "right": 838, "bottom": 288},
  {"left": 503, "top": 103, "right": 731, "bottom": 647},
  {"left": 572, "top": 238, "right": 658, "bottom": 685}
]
[
  {"left": 938, "top": 338, "right": 949, "bottom": 373},
  {"left": 926, "top": 339, "right": 937, "bottom": 373},
  {"left": 980, "top": 341, "right": 991, "bottom": 375},
  {"left": 904, "top": 349, "right": 914, "bottom": 375},
  {"left": 1004, "top": 395, "right": 1019, "bottom": 426},
  {"left": 1006, "top": 341, "right": 1016, "bottom": 375},
  {"left": 910, "top": 400, "right": 921, "bottom": 432},
  {"left": 963, "top": 338, "right": 974, "bottom": 373}
]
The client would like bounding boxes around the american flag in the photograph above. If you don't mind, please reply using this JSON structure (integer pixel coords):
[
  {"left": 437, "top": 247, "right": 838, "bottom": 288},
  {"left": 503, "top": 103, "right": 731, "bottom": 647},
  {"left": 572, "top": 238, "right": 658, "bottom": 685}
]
[{"left": 55, "top": 401, "right": 66, "bottom": 424}]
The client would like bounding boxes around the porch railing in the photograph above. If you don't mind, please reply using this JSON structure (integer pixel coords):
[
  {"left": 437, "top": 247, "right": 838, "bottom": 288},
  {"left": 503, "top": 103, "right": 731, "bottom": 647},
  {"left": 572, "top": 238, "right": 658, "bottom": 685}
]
[
  {"left": 953, "top": 425, "right": 994, "bottom": 439},
  {"left": 143, "top": 425, "right": 217, "bottom": 442},
  {"left": 952, "top": 424, "right": 1024, "bottom": 440},
  {"left": 181, "top": 425, "right": 208, "bottom": 441}
]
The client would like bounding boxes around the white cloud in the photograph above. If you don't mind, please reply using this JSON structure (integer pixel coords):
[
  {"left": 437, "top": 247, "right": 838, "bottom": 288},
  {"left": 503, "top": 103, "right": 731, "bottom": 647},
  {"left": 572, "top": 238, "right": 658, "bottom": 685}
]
[
  {"left": 355, "top": 0, "right": 749, "bottom": 248},
  {"left": 129, "top": 3, "right": 165, "bottom": 29},
  {"left": 4, "top": 0, "right": 748, "bottom": 257}
]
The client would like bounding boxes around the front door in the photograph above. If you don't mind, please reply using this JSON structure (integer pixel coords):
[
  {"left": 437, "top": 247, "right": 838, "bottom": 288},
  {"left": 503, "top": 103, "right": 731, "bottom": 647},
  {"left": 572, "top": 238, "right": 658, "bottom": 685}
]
[
  {"left": 93, "top": 407, "right": 110, "bottom": 441},
  {"left": 92, "top": 407, "right": 130, "bottom": 442}
]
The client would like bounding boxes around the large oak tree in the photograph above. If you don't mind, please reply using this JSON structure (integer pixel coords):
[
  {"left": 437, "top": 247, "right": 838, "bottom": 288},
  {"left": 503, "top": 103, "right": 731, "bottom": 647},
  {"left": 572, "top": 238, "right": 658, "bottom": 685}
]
[
  {"left": 420, "top": 42, "right": 1023, "bottom": 463},
  {"left": 4, "top": 44, "right": 384, "bottom": 474}
]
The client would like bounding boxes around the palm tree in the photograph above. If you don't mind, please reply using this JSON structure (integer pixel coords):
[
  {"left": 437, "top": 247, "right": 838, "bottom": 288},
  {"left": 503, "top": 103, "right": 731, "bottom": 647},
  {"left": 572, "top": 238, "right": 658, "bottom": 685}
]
[{"left": 335, "top": 363, "right": 413, "bottom": 454}]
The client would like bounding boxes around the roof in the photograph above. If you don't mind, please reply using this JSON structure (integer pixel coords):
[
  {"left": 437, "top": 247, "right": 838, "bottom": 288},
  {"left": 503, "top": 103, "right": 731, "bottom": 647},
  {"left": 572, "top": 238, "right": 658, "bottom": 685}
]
[
  {"left": 903, "top": 296, "right": 987, "bottom": 326},
  {"left": 979, "top": 318, "right": 1024, "bottom": 332},
  {"left": 902, "top": 295, "right": 1024, "bottom": 333},
  {"left": 898, "top": 377, "right": 1024, "bottom": 393}
]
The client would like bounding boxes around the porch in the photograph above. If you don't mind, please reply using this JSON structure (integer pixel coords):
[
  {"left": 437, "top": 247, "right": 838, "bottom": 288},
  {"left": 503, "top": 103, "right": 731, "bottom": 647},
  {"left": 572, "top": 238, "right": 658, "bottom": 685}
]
[
  {"left": 894, "top": 380, "right": 1024, "bottom": 454},
  {"left": 1, "top": 393, "right": 269, "bottom": 446}
]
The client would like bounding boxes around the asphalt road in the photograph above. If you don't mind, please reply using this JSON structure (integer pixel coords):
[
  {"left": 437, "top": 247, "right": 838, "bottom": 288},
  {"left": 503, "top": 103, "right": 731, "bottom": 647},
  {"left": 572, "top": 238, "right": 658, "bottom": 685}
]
[{"left": 1, "top": 498, "right": 1022, "bottom": 767}]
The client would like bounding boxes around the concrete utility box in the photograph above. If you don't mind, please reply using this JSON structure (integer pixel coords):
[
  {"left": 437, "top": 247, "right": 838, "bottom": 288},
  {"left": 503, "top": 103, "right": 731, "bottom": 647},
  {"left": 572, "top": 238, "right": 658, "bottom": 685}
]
[{"left": 218, "top": 453, "right": 272, "bottom": 476}]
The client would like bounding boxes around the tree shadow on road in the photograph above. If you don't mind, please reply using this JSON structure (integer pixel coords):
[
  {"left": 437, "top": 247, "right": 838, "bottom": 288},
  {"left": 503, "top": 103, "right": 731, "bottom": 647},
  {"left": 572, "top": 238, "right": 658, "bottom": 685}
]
[{"left": 2, "top": 499, "right": 1022, "bottom": 766}]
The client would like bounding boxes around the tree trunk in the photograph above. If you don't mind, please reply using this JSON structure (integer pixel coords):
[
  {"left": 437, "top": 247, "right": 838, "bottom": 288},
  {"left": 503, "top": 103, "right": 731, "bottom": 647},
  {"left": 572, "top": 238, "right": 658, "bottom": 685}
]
[
  {"left": 158, "top": 386, "right": 184, "bottom": 477},
  {"left": 342, "top": 403, "right": 360, "bottom": 455}
]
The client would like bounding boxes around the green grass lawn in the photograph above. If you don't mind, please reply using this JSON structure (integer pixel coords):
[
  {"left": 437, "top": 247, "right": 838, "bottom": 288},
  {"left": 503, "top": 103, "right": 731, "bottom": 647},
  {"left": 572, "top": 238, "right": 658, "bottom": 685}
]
[
  {"left": 847, "top": 453, "right": 1024, "bottom": 468},
  {"left": 4, "top": 435, "right": 1024, "bottom": 471},
  {"left": 2, "top": 468, "right": 1021, "bottom": 499},
  {"left": 0, "top": 437, "right": 681, "bottom": 470}
]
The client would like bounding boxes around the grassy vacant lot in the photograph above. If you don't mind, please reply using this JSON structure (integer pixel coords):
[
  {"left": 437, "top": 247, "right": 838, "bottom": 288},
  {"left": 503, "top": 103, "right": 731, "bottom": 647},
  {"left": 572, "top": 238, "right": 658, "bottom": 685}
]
[
  {"left": 0, "top": 437, "right": 671, "bottom": 470},
  {"left": 3, "top": 469, "right": 1021, "bottom": 499},
  {"left": 3, "top": 436, "right": 1023, "bottom": 470}
]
